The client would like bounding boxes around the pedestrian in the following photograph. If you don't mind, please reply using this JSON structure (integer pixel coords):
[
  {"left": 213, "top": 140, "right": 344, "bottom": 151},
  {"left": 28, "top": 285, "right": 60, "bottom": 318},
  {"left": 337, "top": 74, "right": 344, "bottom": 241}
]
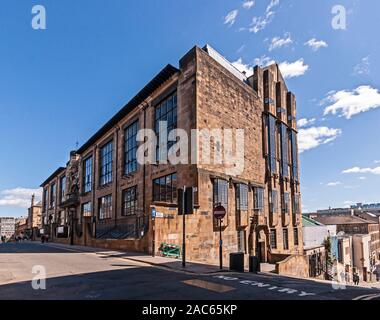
[
  {"left": 41, "top": 234, "right": 45, "bottom": 244},
  {"left": 45, "top": 234, "right": 49, "bottom": 243},
  {"left": 354, "top": 273, "right": 360, "bottom": 285}
]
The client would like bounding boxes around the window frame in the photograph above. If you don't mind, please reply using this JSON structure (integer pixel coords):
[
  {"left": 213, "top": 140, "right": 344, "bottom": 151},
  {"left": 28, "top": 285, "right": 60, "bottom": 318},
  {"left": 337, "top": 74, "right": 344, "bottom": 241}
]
[
  {"left": 124, "top": 121, "right": 139, "bottom": 175},
  {"left": 98, "top": 194, "right": 112, "bottom": 220},
  {"left": 83, "top": 156, "right": 93, "bottom": 193},
  {"left": 213, "top": 179, "right": 229, "bottom": 208},
  {"left": 283, "top": 228, "right": 289, "bottom": 250},
  {"left": 236, "top": 183, "right": 248, "bottom": 211},
  {"left": 270, "top": 229, "right": 277, "bottom": 249},
  {"left": 122, "top": 186, "right": 138, "bottom": 216},
  {"left": 154, "top": 93, "right": 177, "bottom": 162},
  {"left": 99, "top": 140, "right": 113, "bottom": 186},
  {"left": 253, "top": 187, "right": 264, "bottom": 211},
  {"left": 153, "top": 173, "right": 177, "bottom": 204}
]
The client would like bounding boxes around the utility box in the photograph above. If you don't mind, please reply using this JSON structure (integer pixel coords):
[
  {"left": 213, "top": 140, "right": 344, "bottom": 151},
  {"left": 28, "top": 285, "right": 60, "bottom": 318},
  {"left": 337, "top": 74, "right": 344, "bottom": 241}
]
[{"left": 230, "top": 253, "right": 244, "bottom": 272}]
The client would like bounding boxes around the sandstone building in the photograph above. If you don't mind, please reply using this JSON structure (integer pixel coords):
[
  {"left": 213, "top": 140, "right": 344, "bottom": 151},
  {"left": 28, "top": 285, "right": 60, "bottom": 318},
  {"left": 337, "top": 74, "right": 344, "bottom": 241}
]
[{"left": 41, "top": 45, "right": 303, "bottom": 269}]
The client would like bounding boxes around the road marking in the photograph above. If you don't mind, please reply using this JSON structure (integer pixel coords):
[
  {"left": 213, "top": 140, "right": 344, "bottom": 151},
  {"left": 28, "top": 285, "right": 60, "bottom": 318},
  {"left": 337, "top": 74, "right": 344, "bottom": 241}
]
[
  {"left": 214, "top": 275, "right": 316, "bottom": 297},
  {"left": 353, "top": 293, "right": 380, "bottom": 300},
  {"left": 183, "top": 279, "right": 235, "bottom": 293}
]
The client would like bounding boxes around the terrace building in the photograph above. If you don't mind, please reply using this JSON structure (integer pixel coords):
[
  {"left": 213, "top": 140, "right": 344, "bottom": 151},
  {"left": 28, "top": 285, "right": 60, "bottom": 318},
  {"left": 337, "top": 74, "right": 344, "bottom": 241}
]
[{"left": 40, "top": 45, "right": 304, "bottom": 270}]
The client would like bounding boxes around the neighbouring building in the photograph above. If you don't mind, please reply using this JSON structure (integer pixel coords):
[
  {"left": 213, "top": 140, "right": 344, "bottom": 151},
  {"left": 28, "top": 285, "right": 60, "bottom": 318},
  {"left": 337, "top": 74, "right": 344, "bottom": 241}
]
[
  {"left": 26, "top": 194, "right": 42, "bottom": 240},
  {"left": 302, "top": 215, "right": 336, "bottom": 279},
  {"left": 15, "top": 217, "right": 28, "bottom": 238},
  {"left": 314, "top": 215, "right": 380, "bottom": 281},
  {"left": 0, "top": 217, "right": 15, "bottom": 240},
  {"left": 40, "top": 45, "right": 304, "bottom": 270}
]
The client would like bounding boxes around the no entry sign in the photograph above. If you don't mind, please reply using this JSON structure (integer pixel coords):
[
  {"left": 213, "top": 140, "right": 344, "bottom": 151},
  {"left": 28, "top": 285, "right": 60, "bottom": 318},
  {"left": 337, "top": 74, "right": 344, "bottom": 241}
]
[{"left": 213, "top": 205, "right": 226, "bottom": 220}]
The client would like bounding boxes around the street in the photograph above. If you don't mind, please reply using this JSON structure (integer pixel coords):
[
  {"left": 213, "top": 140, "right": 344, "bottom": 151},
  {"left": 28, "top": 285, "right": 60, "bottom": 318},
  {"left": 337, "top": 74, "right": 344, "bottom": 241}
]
[{"left": 0, "top": 241, "right": 379, "bottom": 300}]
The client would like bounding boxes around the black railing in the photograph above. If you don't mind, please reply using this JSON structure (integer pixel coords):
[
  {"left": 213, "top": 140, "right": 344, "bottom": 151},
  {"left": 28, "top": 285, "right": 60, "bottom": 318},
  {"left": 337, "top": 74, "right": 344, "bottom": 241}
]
[{"left": 95, "top": 215, "right": 149, "bottom": 240}]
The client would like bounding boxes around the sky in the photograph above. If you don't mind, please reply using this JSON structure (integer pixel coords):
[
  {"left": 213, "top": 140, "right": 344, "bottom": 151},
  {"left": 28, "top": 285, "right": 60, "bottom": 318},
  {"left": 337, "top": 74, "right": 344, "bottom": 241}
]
[{"left": 0, "top": 0, "right": 379, "bottom": 217}]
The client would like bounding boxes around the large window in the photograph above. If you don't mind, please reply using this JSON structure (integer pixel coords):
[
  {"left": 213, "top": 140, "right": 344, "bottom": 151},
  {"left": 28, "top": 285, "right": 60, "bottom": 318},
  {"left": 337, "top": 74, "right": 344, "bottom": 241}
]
[
  {"left": 280, "top": 124, "right": 289, "bottom": 177},
  {"left": 269, "top": 189, "right": 278, "bottom": 215},
  {"left": 155, "top": 93, "right": 177, "bottom": 161},
  {"left": 153, "top": 173, "right": 177, "bottom": 203},
  {"left": 83, "top": 156, "right": 93, "bottom": 193},
  {"left": 59, "top": 176, "right": 66, "bottom": 203},
  {"left": 100, "top": 141, "right": 113, "bottom": 186},
  {"left": 283, "top": 229, "right": 289, "bottom": 250},
  {"left": 253, "top": 187, "right": 264, "bottom": 211},
  {"left": 213, "top": 179, "right": 228, "bottom": 208},
  {"left": 82, "top": 202, "right": 92, "bottom": 217},
  {"left": 43, "top": 188, "right": 48, "bottom": 212},
  {"left": 99, "top": 195, "right": 112, "bottom": 220},
  {"left": 124, "top": 121, "right": 138, "bottom": 175},
  {"left": 292, "top": 193, "right": 300, "bottom": 216},
  {"left": 282, "top": 192, "right": 290, "bottom": 214},
  {"left": 294, "top": 228, "right": 299, "bottom": 246},
  {"left": 236, "top": 184, "right": 248, "bottom": 211},
  {"left": 270, "top": 229, "right": 277, "bottom": 249},
  {"left": 122, "top": 186, "right": 138, "bottom": 216},
  {"left": 290, "top": 130, "right": 299, "bottom": 182},
  {"left": 267, "top": 114, "right": 277, "bottom": 174},
  {"left": 50, "top": 183, "right": 56, "bottom": 208}
]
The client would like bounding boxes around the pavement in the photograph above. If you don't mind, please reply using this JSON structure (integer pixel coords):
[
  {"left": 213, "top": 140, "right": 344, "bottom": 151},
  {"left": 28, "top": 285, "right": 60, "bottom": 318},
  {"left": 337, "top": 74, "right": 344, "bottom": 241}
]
[{"left": 0, "top": 241, "right": 380, "bottom": 300}]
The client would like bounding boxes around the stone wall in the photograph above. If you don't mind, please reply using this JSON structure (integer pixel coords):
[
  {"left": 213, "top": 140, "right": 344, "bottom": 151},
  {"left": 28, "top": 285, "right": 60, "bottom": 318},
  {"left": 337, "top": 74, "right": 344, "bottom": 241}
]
[{"left": 276, "top": 255, "right": 309, "bottom": 278}]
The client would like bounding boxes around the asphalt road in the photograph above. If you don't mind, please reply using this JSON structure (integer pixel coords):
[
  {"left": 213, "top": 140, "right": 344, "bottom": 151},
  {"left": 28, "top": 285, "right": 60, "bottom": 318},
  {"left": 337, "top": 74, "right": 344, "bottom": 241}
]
[{"left": 0, "top": 241, "right": 379, "bottom": 300}]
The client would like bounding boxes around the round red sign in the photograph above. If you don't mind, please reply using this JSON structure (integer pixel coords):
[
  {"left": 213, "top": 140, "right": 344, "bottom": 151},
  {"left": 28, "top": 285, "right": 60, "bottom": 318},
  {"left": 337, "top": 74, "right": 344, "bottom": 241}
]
[{"left": 213, "top": 205, "right": 226, "bottom": 219}]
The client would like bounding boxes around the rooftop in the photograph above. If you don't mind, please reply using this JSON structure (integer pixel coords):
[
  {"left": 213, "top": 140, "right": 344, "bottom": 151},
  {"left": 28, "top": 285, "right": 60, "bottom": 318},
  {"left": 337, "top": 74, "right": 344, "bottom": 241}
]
[
  {"left": 313, "top": 215, "right": 376, "bottom": 225},
  {"left": 302, "top": 215, "right": 325, "bottom": 227}
]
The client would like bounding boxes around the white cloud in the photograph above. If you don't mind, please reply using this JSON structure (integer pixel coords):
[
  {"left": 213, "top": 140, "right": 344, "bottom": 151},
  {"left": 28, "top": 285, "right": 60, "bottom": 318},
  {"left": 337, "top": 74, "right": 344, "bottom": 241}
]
[
  {"left": 249, "top": 11, "right": 275, "bottom": 33},
  {"left": 323, "top": 85, "right": 380, "bottom": 119},
  {"left": 0, "top": 188, "right": 42, "bottom": 208},
  {"left": 243, "top": 1, "right": 255, "bottom": 9},
  {"left": 278, "top": 59, "right": 309, "bottom": 79},
  {"left": 342, "top": 166, "right": 380, "bottom": 175},
  {"left": 304, "top": 38, "right": 328, "bottom": 51},
  {"left": 266, "top": 0, "right": 280, "bottom": 13},
  {"left": 326, "top": 181, "right": 342, "bottom": 187},
  {"left": 269, "top": 34, "right": 293, "bottom": 51},
  {"left": 298, "top": 126, "right": 342, "bottom": 153},
  {"left": 297, "top": 118, "right": 316, "bottom": 128},
  {"left": 353, "top": 56, "right": 370, "bottom": 75},
  {"left": 224, "top": 10, "right": 239, "bottom": 26},
  {"left": 232, "top": 58, "right": 254, "bottom": 77},
  {"left": 358, "top": 176, "right": 367, "bottom": 180},
  {"left": 374, "top": 160, "right": 380, "bottom": 164}
]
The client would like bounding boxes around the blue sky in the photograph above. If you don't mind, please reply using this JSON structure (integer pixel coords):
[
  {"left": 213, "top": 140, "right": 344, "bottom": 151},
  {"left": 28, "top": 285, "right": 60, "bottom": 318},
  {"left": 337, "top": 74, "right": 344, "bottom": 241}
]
[{"left": 0, "top": 0, "right": 379, "bottom": 217}]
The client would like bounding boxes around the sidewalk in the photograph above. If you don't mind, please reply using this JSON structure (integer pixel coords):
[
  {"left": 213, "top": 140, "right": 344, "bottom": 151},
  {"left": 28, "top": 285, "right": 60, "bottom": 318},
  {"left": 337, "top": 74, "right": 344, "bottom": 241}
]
[{"left": 42, "top": 242, "right": 226, "bottom": 275}]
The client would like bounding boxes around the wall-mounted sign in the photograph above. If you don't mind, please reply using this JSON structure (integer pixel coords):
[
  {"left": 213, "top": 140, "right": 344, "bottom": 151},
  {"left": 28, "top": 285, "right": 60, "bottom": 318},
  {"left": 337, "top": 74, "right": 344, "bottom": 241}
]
[{"left": 57, "top": 226, "right": 65, "bottom": 234}]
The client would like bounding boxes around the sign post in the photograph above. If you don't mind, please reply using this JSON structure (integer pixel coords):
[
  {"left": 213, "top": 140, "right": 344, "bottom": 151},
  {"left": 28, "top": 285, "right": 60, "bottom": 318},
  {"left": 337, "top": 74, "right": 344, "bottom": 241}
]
[
  {"left": 151, "top": 207, "right": 156, "bottom": 258},
  {"left": 213, "top": 204, "right": 226, "bottom": 270}
]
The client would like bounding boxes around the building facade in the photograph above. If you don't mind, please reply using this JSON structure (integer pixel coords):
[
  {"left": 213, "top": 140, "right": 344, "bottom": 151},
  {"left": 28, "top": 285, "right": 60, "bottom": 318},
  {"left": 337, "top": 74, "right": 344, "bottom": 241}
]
[
  {"left": 41, "top": 45, "right": 303, "bottom": 268},
  {"left": 0, "top": 217, "right": 15, "bottom": 240},
  {"left": 26, "top": 194, "right": 42, "bottom": 239}
]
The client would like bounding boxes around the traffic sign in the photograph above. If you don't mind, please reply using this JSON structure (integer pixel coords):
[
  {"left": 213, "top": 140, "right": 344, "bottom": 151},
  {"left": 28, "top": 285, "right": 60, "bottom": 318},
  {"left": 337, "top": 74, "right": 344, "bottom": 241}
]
[
  {"left": 151, "top": 208, "right": 156, "bottom": 218},
  {"left": 213, "top": 205, "right": 226, "bottom": 219}
]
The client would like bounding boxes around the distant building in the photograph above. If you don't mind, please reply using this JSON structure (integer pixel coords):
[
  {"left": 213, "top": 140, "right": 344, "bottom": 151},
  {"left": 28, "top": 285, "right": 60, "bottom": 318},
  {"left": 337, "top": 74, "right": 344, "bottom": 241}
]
[
  {"left": 313, "top": 215, "right": 380, "bottom": 281},
  {"left": 27, "top": 194, "right": 42, "bottom": 239},
  {"left": 15, "top": 217, "right": 28, "bottom": 238},
  {"left": 0, "top": 217, "right": 15, "bottom": 240}
]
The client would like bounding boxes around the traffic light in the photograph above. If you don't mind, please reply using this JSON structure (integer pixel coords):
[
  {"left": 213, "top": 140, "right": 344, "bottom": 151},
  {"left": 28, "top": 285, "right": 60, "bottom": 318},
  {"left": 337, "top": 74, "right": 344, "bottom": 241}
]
[{"left": 178, "top": 187, "right": 194, "bottom": 215}]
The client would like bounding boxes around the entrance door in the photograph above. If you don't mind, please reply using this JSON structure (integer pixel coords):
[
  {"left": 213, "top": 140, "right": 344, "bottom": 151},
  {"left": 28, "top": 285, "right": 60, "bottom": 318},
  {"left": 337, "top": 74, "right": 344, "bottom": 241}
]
[{"left": 259, "top": 241, "right": 267, "bottom": 263}]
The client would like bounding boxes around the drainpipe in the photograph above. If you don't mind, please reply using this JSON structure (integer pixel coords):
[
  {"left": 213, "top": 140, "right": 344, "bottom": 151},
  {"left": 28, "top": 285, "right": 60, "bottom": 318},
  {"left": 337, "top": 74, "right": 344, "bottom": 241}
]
[
  {"left": 92, "top": 146, "right": 97, "bottom": 238},
  {"left": 114, "top": 126, "right": 120, "bottom": 228}
]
